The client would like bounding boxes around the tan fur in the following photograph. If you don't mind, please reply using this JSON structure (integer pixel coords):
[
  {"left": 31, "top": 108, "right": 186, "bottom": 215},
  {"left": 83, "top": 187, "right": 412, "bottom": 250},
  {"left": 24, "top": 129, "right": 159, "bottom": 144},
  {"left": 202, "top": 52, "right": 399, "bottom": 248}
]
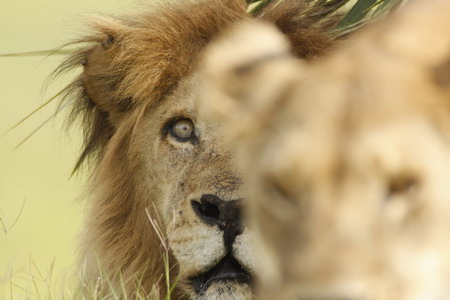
[
  {"left": 201, "top": 0, "right": 450, "bottom": 299},
  {"left": 58, "top": 0, "right": 337, "bottom": 298}
]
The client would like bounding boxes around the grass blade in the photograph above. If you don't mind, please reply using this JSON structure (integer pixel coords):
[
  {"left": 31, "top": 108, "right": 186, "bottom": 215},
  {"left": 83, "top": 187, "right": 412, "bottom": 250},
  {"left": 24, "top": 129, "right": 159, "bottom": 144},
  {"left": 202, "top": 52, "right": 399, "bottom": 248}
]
[
  {"left": 12, "top": 101, "right": 68, "bottom": 151},
  {"left": 310, "top": 0, "right": 352, "bottom": 18},
  {"left": 0, "top": 49, "right": 75, "bottom": 57},
  {"left": 12, "top": 118, "right": 52, "bottom": 150},
  {"left": 374, "top": 0, "right": 404, "bottom": 17},
  {"left": 248, "top": 0, "right": 271, "bottom": 15},
  {"left": 334, "top": 0, "right": 379, "bottom": 30},
  {"left": 0, "top": 199, "right": 26, "bottom": 234},
  {"left": 1, "top": 85, "right": 70, "bottom": 138}
]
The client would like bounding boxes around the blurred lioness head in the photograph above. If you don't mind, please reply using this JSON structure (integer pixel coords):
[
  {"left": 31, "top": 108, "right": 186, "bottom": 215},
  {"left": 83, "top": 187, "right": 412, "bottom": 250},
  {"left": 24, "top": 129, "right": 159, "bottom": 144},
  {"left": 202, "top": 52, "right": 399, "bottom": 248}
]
[{"left": 201, "top": 0, "right": 450, "bottom": 298}]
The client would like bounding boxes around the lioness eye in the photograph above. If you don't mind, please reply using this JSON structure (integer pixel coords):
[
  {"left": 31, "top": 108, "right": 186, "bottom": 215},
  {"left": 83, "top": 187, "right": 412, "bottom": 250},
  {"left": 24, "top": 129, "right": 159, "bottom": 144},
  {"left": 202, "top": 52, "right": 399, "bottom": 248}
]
[
  {"left": 387, "top": 177, "right": 418, "bottom": 197},
  {"left": 171, "top": 119, "right": 194, "bottom": 141}
]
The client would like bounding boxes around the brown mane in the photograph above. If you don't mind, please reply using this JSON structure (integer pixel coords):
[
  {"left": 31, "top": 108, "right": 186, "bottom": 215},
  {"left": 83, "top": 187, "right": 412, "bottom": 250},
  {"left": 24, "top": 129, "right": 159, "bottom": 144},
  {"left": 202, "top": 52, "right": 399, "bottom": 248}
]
[{"left": 56, "top": 0, "right": 338, "bottom": 297}]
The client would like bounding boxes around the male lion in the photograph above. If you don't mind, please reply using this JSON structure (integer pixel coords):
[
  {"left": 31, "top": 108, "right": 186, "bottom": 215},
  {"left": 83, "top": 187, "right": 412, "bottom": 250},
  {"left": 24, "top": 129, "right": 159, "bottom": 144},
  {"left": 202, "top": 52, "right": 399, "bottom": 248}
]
[
  {"left": 59, "top": 0, "right": 338, "bottom": 298},
  {"left": 201, "top": 0, "right": 450, "bottom": 299}
]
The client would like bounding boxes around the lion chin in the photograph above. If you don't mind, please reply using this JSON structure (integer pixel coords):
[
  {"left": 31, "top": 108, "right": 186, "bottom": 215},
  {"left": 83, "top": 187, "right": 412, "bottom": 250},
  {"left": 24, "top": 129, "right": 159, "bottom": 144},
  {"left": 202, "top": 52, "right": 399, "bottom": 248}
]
[
  {"left": 193, "top": 281, "right": 253, "bottom": 300},
  {"left": 188, "top": 254, "right": 252, "bottom": 299},
  {"left": 195, "top": 282, "right": 253, "bottom": 300}
]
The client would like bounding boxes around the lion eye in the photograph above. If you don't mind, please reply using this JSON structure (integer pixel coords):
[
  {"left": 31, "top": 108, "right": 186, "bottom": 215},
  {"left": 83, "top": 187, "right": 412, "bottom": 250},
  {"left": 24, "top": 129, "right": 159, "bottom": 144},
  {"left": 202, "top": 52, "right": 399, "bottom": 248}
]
[{"left": 171, "top": 119, "right": 195, "bottom": 141}]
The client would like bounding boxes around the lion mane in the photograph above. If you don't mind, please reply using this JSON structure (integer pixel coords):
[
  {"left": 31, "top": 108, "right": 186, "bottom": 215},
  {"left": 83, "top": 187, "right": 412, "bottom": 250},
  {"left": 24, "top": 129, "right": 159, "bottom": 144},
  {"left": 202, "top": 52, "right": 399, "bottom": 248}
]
[{"left": 57, "top": 0, "right": 338, "bottom": 298}]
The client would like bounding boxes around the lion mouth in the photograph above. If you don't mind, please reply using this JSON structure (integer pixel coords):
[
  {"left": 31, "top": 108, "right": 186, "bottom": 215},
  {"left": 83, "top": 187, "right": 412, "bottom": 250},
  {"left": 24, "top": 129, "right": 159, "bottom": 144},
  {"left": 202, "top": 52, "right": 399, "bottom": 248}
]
[{"left": 190, "top": 254, "right": 251, "bottom": 294}]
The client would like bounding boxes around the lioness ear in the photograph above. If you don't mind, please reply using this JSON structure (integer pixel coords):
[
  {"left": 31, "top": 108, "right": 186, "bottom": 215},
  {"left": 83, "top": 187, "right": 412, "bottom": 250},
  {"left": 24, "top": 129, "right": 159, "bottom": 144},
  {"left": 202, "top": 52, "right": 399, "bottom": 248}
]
[{"left": 200, "top": 21, "right": 303, "bottom": 135}]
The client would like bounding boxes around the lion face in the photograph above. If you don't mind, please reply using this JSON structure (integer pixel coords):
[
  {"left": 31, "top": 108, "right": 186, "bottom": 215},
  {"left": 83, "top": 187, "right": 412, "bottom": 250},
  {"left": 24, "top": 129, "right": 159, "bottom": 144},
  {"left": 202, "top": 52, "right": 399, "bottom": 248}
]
[
  {"left": 136, "top": 73, "right": 257, "bottom": 299},
  {"left": 63, "top": 0, "right": 335, "bottom": 297},
  {"left": 201, "top": 1, "right": 450, "bottom": 298}
]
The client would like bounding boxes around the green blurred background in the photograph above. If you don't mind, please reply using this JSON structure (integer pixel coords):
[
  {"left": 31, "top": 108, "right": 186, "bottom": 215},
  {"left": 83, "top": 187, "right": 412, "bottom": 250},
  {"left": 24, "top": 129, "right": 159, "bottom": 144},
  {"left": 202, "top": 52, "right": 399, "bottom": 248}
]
[{"left": 0, "top": 0, "right": 133, "bottom": 297}]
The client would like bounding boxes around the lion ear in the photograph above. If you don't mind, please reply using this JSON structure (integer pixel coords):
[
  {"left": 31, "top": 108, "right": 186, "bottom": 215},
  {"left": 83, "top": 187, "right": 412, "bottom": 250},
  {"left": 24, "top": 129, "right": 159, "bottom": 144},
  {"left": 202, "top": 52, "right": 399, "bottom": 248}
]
[
  {"left": 200, "top": 21, "right": 303, "bottom": 134},
  {"left": 80, "top": 20, "right": 133, "bottom": 127}
]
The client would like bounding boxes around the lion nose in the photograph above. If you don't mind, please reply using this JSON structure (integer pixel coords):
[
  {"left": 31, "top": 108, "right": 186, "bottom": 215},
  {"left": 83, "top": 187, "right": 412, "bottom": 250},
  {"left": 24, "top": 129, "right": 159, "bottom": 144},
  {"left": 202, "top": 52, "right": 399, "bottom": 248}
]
[{"left": 191, "top": 194, "right": 243, "bottom": 234}]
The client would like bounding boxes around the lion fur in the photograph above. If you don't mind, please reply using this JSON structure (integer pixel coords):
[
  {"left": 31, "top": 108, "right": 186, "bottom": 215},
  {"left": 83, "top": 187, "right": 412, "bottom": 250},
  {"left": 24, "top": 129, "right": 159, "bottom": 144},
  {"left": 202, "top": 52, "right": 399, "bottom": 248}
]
[{"left": 57, "top": 0, "right": 338, "bottom": 298}]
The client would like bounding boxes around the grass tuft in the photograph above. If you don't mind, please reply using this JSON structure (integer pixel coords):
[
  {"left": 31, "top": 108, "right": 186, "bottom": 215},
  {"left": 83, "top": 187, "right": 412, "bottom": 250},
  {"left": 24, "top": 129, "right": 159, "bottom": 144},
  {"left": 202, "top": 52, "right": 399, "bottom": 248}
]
[
  {"left": 333, "top": 0, "right": 407, "bottom": 36},
  {"left": 2, "top": 250, "right": 174, "bottom": 299},
  {"left": 146, "top": 206, "right": 181, "bottom": 300}
]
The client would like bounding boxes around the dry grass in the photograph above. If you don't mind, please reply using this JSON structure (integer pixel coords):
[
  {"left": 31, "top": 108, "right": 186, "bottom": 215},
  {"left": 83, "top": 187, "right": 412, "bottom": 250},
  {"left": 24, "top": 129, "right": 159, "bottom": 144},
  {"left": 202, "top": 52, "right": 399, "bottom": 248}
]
[{"left": 1, "top": 212, "right": 176, "bottom": 300}]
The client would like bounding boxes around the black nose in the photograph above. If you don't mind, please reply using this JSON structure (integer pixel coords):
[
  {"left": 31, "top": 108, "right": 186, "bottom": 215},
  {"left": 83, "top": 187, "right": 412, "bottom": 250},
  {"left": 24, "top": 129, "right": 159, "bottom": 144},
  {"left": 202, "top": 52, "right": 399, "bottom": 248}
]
[{"left": 191, "top": 194, "right": 243, "bottom": 246}]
